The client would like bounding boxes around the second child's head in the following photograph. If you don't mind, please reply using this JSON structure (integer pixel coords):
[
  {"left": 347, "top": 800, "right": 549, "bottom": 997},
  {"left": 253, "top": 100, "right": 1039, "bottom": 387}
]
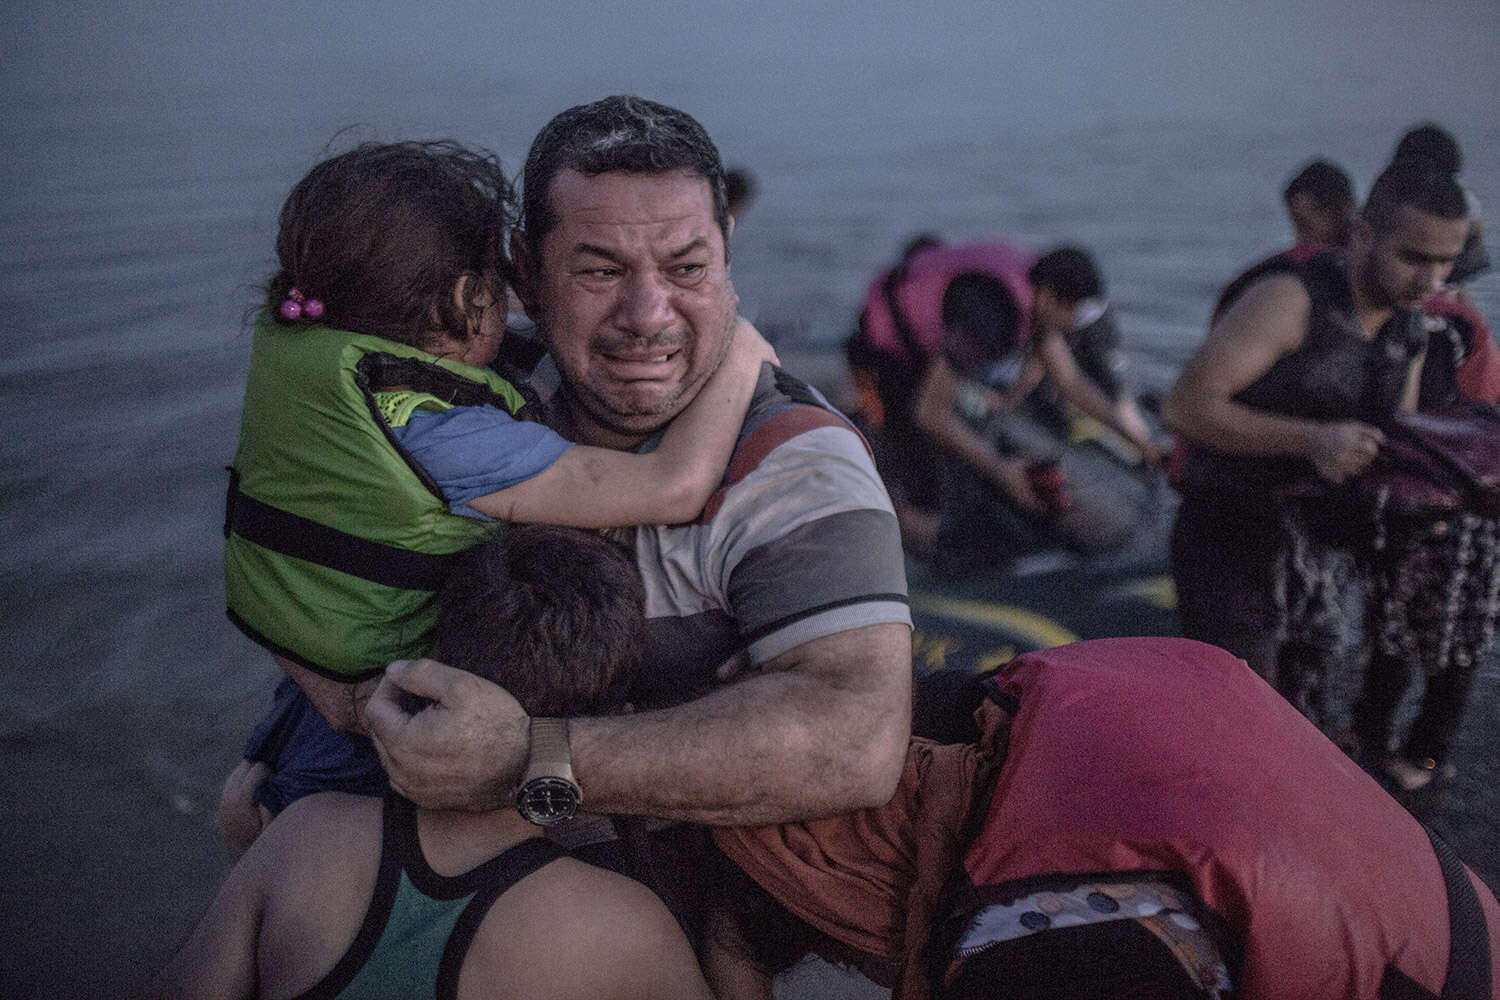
[
  {"left": 267, "top": 141, "right": 514, "bottom": 357},
  {"left": 435, "top": 525, "right": 644, "bottom": 718}
]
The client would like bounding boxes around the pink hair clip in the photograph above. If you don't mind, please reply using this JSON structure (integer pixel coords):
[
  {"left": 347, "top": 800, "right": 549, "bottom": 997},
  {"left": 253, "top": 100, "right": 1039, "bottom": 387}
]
[{"left": 278, "top": 287, "right": 326, "bottom": 322}]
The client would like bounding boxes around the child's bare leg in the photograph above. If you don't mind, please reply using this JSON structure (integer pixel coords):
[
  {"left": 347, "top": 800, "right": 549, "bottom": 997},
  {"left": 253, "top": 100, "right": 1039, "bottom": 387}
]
[
  {"left": 216, "top": 759, "right": 272, "bottom": 859},
  {"left": 701, "top": 913, "right": 775, "bottom": 1000}
]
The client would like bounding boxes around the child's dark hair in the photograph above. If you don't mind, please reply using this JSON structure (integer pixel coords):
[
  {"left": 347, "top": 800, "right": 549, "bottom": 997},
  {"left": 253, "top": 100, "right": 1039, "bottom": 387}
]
[
  {"left": 266, "top": 140, "right": 515, "bottom": 351},
  {"left": 435, "top": 525, "right": 644, "bottom": 718},
  {"left": 1028, "top": 246, "right": 1104, "bottom": 304}
]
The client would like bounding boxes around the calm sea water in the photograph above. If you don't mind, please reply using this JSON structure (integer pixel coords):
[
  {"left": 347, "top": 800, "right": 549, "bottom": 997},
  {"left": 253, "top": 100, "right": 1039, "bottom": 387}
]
[{"left": 2, "top": 0, "right": 1497, "bottom": 882}]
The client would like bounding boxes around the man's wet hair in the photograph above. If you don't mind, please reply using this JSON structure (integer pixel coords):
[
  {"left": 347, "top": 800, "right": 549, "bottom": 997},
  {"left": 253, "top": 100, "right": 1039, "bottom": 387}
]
[
  {"left": 521, "top": 95, "right": 730, "bottom": 261},
  {"left": 1282, "top": 160, "right": 1355, "bottom": 213},
  {"left": 1028, "top": 246, "right": 1105, "bottom": 304},
  {"left": 435, "top": 525, "right": 644, "bottom": 718},
  {"left": 941, "top": 271, "right": 1022, "bottom": 359},
  {"left": 1393, "top": 123, "right": 1462, "bottom": 177},
  {"left": 267, "top": 141, "right": 514, "bottom": 351},
  {"left": 1362, "top": 156, "right": 1468, "bottom": 234}
]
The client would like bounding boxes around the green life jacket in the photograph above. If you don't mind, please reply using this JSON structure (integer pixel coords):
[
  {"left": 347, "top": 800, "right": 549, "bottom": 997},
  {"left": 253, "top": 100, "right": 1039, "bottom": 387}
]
[{"left": 224, "top": 314, "right": 530, "bottom": 680}]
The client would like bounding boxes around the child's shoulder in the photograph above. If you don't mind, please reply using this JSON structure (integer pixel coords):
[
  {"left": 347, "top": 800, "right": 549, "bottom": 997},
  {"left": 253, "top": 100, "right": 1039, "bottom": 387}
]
[
  {"left": 257, "top": 792, "right": 383, "bottom": 872},
  {"left": 460, "top": 856, "right": 708, "bottom": 999}
]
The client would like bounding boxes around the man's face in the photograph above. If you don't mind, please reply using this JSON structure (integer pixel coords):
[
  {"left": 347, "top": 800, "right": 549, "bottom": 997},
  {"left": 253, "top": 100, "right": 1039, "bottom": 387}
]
[
  {"left": 1360, "top": 205, "right": 1469, "bottom": 310},
  {"left": 526, "top": 168, "right": 736, "bottom": 446}
]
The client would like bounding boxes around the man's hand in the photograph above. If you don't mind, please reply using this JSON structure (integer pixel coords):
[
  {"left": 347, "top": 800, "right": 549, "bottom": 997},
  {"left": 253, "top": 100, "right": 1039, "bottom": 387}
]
[
  {"left": 1309, "top": 421, "right": 1384, "bottom": 483},
  {"left": 363, "top": 658, "right": 529, "bottom": 812}
]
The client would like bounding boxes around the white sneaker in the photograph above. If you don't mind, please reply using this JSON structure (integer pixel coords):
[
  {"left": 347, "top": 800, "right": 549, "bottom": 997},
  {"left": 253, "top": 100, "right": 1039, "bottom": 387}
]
[
  {"left": 1385, "top": 757, "right": 1435, "bottom": 791},
  {"left": 1385, "top": 756, "right": 1457, "bottom": 791}
]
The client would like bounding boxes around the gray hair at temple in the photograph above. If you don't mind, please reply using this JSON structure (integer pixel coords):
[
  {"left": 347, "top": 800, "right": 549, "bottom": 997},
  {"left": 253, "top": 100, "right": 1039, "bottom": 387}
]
[{"left": 521, "top": 95, "right": 731, "bottom": 262}]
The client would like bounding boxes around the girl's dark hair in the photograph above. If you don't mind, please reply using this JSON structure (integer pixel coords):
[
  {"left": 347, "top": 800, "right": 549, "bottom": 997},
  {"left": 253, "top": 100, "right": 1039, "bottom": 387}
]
[{"left": 266, "top": 140, "right": 514, "bottom": 350}]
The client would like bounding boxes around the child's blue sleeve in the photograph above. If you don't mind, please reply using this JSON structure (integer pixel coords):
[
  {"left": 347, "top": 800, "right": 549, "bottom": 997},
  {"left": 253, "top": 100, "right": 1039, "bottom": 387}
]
[{"left": 391, "top": 406, "right": 575, "bottom": 519}]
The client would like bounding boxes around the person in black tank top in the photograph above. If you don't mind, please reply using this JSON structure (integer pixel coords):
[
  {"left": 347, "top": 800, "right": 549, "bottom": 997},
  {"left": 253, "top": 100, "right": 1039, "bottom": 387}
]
[{"left": 1161, "top": 158, "right": 1470, "bottom": 728}]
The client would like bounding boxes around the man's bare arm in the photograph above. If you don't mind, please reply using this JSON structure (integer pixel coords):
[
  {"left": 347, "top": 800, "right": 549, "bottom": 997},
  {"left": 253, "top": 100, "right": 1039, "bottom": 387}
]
[
  {"left": 366, "top": 622, "right": 912, "bottom": 825},
  {"left": 1161, "top": 273, "right": 1384, "bottom": 482},
  {"left": 571, "top": 622, "right": 912, "bottom": 825},
  {"left": 1035, "top": 331, "right": 1156, "bottom": 459}
]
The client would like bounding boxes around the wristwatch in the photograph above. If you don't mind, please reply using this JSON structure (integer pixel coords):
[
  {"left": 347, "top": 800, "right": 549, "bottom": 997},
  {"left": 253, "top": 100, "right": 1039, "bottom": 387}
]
[{"left": 515, "top": 717, "right": 582, "bottom": 826}]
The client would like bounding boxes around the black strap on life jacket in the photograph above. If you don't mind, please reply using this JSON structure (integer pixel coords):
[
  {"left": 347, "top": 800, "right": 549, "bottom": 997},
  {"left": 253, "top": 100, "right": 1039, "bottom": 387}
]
[
  {"left": 223, "top": 350, "right": 527, "bottom": 593},
  {"left": 224, "top": 466, "right": 464, "bottom": 592},
  {"left": 1380, "top": 826, "right": 1492, "bottom": 1000},
  {"left": 880, "top": 260, "right": 928, "bottom": 364},
  {"left": 1213, "top": 248, "right": 1347, "bottom": 325},
  {"left": 353, "top": 352, "right": 525, "bottom": 411}
]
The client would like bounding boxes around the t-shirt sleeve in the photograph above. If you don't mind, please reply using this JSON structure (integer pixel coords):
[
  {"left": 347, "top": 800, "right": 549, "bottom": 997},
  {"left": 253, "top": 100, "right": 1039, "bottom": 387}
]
[
  {"left": 715, "top": 410, "right": 911, "bottom": 665},
  {"left": 390, "top": 405, "right": 573, "bottom": 519}
]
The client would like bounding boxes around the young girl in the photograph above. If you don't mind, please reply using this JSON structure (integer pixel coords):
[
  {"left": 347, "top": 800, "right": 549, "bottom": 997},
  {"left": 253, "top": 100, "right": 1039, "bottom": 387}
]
[{"left": 219, "top": 141, "right": 771, "bottom": 853}]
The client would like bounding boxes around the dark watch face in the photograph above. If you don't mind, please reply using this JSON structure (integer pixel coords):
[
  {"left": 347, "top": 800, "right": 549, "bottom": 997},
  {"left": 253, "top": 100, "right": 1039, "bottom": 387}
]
[{"left": 516, "top": 776, "right": 581, "bottom": 825}]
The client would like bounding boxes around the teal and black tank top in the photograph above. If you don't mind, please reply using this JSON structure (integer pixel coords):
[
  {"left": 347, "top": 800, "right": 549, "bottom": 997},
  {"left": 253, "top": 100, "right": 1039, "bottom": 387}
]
[{"left": 295, "top": 791, "right": 564, "bottom": 1000}]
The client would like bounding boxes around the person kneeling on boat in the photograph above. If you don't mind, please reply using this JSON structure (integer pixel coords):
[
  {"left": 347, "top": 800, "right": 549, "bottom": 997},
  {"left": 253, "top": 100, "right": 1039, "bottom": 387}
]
[
  {"left": 989, "top": 246, "right": 1156, "bottom": 454},
  {"left": 846, "top": 239, "right": 1159, "bottom": 565},
  {"left": 144, "top": 527, "right": 714, "bottom": 1000},
  {"left": 704, "top": 637, "right": 1500, "bottom": 1000}
]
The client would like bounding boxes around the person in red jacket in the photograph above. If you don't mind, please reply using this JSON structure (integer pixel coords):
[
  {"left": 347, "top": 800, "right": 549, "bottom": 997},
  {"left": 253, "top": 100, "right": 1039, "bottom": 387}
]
[{"left": 705, "top": 638, "right": 1499, "bottom": 1000}]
